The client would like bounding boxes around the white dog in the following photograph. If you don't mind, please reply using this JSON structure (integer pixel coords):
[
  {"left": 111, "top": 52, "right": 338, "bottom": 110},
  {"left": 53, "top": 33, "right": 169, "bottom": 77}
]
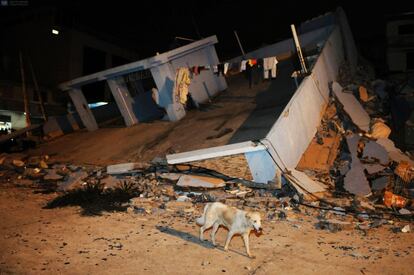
[{"left": 196, "top": 202, "right": 262, "bottom": 258}]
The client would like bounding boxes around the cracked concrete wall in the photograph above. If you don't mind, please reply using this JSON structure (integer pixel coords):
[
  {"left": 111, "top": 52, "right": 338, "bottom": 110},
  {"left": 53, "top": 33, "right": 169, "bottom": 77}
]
[{"left": 265, "top": 26, "right": 344, "bottom": 170}]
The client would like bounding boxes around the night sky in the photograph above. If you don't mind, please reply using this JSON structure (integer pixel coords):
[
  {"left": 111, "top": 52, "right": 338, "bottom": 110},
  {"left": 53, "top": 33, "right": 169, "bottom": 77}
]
[{"left": 2, "top": 0, "right": 413, "bottom": 60}]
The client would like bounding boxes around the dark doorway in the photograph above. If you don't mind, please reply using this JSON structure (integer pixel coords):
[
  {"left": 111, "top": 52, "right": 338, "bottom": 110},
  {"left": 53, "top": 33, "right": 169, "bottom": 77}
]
[{"left": 82, "top": 46, "right": 106, "bottom": 102}]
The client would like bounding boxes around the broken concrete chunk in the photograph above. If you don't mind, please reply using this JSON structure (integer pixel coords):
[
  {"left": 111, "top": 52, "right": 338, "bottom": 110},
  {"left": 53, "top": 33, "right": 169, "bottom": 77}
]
[
  {"left": 344, "top": 160, "right": 371, "bottom": 196},
  {"left": 57, "top": 171, "right": 88, "bottom": 191},
  {"left": 371, "top": 176, "right": 390, "bottom": 191},
  {"left": 346, "top": 134, "right": 360, "bottom": 161},
  {"left": 362, "top": 141, "right": 389, "bottom": 165},
  {"left": 364, "top": 163, "right": 385, "bottom": 175},
  {"left": 159, "top": 173, "right": 182, "bottom": 181},
  {"left": 12, "top": 159, "right": 25, "bottom": 167},
  {"left": 176, "top": 175, "right": 225, "bottom": 188},
  {"left": 43, "top": 169, "right": 64, "bottom": 181},
  {"left": 399, "top": 208, "right": 411, "bottom": 215},
  {"left": 344, "top": 135, "right": 371, "bottom": 196},
  {"left": 106, "top": 162, "right": 147, "bottom": 174},
  {"left": 39, "top": 160, "right": 49, "bottom": 169},
  {"left": 376, "top": 138, "right": 414, "bottom": 165},
  {"left": 332, "top": 82, "right": 370, "bottom": 131},
  {"left": 401, "top": 225, "right": 411, "bottom": 233},
  {"left": 285, "top": 169, "right": 326, "bottom": 195},
  {"left": 297, "top": 133, "right": 341, "bottom": 173},
  {"left": 315, "top": 219, "right": 353, "bottom": 232},
  {"left": 368, "top": 121, "right": 391, "bottom": 139}
]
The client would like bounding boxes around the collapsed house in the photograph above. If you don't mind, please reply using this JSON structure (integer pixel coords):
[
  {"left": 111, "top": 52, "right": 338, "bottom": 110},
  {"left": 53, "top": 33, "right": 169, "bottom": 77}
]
[
  {"left": 167, "top": 8, "right": 356, "bottom": 191},
  {"left": 55, "top": 36, "right": 227, "bottom": 132}
]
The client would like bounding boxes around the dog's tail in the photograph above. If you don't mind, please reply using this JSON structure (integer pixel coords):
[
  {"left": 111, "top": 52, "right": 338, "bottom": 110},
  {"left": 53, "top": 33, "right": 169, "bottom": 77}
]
[{"left": 196, "top": 203, "right": 209, "bottom": 226}]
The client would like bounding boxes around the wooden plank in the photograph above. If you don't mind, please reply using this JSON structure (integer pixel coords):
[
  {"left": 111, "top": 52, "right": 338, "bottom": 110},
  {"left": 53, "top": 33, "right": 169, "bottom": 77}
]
[{"left": 166, "top": 141, "right": 266, "bottom": 164}]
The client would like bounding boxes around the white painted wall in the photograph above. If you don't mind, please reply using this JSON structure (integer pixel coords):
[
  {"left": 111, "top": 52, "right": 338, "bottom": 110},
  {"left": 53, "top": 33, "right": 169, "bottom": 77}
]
[
  {"left": 265, "top": 26, "right": 344, "bottom": 169},
  {"left": 0, "top": 110, "right": 27, "bottom": 129},
  {"left": 169, "top": 45, "right": 227, "bottom": 103}
]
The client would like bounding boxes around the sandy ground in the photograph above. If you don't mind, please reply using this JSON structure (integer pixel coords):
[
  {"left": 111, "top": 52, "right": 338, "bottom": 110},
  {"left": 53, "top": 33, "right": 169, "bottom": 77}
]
[{"left": 0, "top": 183, "right": 412, "bottom": 275}]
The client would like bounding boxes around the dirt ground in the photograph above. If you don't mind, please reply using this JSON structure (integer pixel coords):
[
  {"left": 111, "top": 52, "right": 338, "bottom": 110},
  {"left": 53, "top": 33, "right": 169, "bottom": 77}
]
[{"left": 0, "top": 183, "right": 412, "bottom": 275}]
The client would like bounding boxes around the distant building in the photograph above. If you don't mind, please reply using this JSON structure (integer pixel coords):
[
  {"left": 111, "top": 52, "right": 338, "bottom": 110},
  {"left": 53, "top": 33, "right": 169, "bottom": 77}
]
[
  {"left": 0, "top": 6, "right": 138, "bottom": 129},
  {"left": 386, "top": 13, "right": 414, "bottom": 73}
]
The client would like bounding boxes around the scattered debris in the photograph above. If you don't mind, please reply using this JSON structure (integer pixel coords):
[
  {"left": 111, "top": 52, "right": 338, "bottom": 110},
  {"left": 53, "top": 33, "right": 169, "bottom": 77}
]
[
  {"left": 176, "top": 175, "right": 225, "bottom": 188},
  {"left": 362, "top": 141, "right": 388, "bottom": 165},
  {"left": 332, "top": 82, "right": 370, "bottom": 131},
  {"left": 401, "top": 225, "right": 411, "bottom": 233},
  {"left": 344, "top": 135, "right": 371, "bottom": 196},
  {"left": 383, "top": 191, "right": 408, "bottom": 208},
  {"left": 107, "top": 162, "right": 148, "bottom": 175}
]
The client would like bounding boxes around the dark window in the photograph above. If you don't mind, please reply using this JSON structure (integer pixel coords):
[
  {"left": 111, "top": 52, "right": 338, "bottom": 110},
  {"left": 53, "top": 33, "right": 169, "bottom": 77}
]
[
  {"left": 111, "top": 55, "right": 129, "bottom": 67},
  {"left": 0, "top": 115, "right": 11, "bottom": 122},
  {"left": 398, "top": 24, "right": 414, "bottom": 35},
  {"left": 407, "top": 52, "right": 414, "bottom": 70}
]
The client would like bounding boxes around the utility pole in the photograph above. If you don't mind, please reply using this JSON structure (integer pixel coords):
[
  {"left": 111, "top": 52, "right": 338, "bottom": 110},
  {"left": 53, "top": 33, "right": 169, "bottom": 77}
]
[
  {"left": 28, "top": 56, "right": 47, "bottom": 121},
  {"left": 290, "top": 24, "right": 308, "bottom": 73},
  {"left": 19, "top": 51, "right": 31, "bottom": 128},
  {"left": 234, "top": 30, "right": 246, "bottom": 57}
]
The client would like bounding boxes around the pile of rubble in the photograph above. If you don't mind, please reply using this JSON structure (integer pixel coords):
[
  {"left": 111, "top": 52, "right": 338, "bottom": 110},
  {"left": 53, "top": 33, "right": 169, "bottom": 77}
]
[
  {"left": 0, "top": 63, "right": 413, "bottom": 233},
  {"left": 292, "top": 63, "right": 414, "bottom": 229}
]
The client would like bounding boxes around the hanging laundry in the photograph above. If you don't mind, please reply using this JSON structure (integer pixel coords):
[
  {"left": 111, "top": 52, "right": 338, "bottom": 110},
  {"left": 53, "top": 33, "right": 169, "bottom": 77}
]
[
  {"left": 263, "top": 56, "right": 278, "bottom": 79},
  {"left": 173, "top": 67, "right": 191, "bottom": 105},
  {"left": 248, "top": 59, "right": 257, "bottom": 66},
  {"left": 240, "top": 60, "right": 247, "bottom": 72},
  {"left": 193, "top": 66, "right": 199, "bottom": 75},
  {"left": 223, "top": 63, "right": 229, "bottom": 75}
]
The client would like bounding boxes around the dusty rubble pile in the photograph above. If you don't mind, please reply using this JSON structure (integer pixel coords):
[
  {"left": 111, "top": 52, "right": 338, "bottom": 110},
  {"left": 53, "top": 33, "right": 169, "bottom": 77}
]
[
  {"left": 1, "top": 63, "right": 413, "bottom": 232},
  {"left": 298, "top": 63, "right": 414, "bottom": 217}
]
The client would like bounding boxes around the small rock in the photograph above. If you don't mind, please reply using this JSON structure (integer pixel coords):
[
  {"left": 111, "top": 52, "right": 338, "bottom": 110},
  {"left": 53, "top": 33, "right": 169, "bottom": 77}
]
[
  {"left": 12, "top": 159, "right": 25, "bottom": 167},
  {"left": 401, "top": 225, "right": 410, "bottom": 233},
  {"left": 399, "top": 208, "right": 411, "bottom": 215},
  {"left": 201, "top": 260, "right": 210, "bottom": 266}
]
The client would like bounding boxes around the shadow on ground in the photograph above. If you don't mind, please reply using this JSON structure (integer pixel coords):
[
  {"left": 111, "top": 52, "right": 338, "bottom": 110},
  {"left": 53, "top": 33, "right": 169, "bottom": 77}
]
[
  {"left": 156, "top": 225, "right": 250, "bottom": 257},
  {"left": 156, "top": 225, "right": 215, "bottom": 249},
  {"left": 43, "top": 183, "right": 138, "bottom": 216}
]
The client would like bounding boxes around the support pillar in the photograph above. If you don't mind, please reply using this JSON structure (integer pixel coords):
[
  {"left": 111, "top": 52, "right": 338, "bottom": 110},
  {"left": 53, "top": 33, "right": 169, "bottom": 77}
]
[
  {"left": 107, "top": 77, "right": 139, "bottom": 127},
  {"left": 150, "top": 64, "right": 186, "bottom": 121},
  {"left": 68, "top": 88, "right": 98, "bottom": 131},
  {"left": 244, "top": 149, "right": 279, "bottom": 184}
]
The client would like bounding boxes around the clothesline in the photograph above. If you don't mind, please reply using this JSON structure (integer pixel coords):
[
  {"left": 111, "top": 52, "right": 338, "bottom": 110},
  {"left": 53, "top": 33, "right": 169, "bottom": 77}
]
[
  {"left": 173, "top": 55, "right": 279, "bottom": 105},
  {"left": 183, "top": 56, "right": 279, "bottom": 79}
]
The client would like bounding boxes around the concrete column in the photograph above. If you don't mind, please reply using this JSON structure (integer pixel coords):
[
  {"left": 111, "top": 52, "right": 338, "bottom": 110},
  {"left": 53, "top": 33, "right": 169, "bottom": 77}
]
[
  {"left": 106, "top": 77, "right": 139, "bottom": 127},
  {"left": 150, "top": 64, "right": 186, "bottom": 121},
  {"left": 244, "top": 150, "right": 279, "bottom": 184},
  {"left": 68, "top": 88, "right": 98, "bottom": 131}
]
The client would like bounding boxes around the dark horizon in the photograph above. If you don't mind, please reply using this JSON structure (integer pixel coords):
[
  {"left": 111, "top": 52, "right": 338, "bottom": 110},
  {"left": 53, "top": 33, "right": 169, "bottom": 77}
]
[{"left": 1, "top": 0, "right": 413, "bottom": 60}]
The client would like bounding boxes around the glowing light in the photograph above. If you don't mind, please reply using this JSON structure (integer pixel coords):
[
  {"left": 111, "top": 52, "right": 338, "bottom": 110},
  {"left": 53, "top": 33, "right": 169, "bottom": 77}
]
[{"left": 88, "top": 102, "right": 108, "bottom": 109}]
